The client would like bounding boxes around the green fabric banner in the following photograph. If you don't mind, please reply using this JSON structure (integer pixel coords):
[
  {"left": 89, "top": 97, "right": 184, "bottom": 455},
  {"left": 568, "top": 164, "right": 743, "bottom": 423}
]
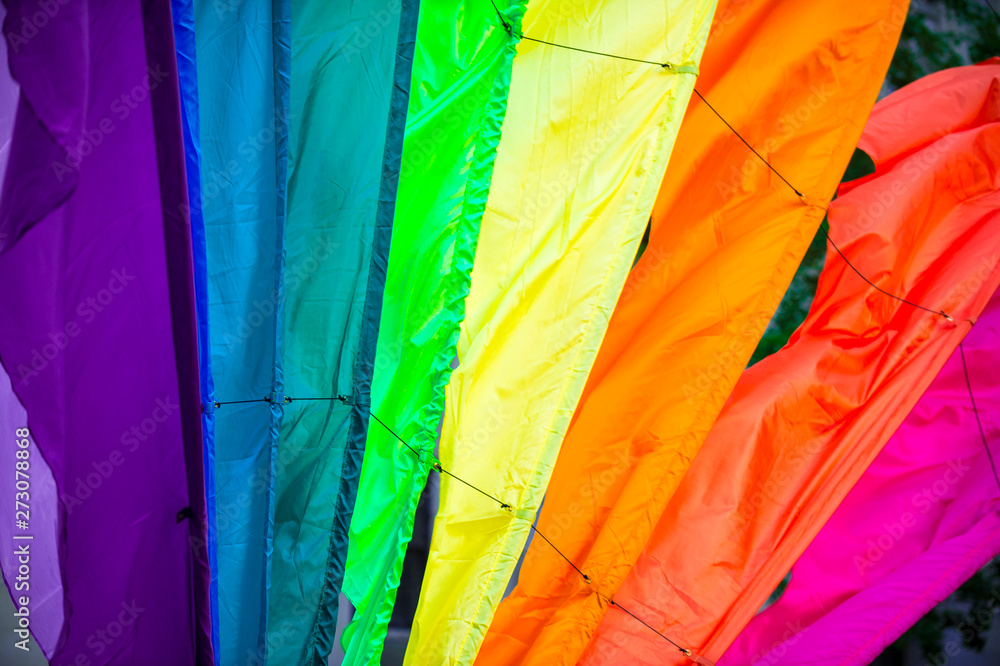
[
  {"left": 265, "top": 1, "right": 418, "bottom": 663},
  {"left": 341, "top": 2, "right": 527, "bottom": 663}
]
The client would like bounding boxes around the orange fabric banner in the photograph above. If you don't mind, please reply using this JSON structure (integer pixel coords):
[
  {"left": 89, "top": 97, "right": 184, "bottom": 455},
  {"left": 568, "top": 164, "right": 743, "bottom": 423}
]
[
  {"left": 582, "top": 60, "right": 1000, "bottom": 665},
  {"left": 477, "top": 1, "right": 907, "bottom": 664}
]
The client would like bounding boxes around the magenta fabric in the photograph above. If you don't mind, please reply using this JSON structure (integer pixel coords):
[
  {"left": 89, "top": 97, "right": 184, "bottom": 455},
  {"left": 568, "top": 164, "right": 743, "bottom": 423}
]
[
  {"left": 0, "top": 0, "right": 212, "bottom": 663},
  {"left": 722, "top": 292, "right": 1000, "bottom": 666}
]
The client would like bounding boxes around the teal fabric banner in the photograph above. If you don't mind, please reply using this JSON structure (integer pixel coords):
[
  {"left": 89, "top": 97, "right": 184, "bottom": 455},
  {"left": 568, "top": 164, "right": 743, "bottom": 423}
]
[
  {"left": 195, "top": 0, "right": 415, "bottom": 662},
  {"left": 266, "top": 1, "right": 417, "bottom": 663},
  {"left": 194, "top": 1, "right": 289, "bottom": 663}
]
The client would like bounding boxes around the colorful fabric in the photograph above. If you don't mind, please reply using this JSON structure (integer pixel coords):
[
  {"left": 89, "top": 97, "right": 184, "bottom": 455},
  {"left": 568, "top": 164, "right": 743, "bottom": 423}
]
[
  {"left": 583, "top": 60, "right": 1000, "bottom": 666},
  {"left": 406, "top": 0, "right": 717, "bottom": 663},
  {"left": 723, "top": 62, "right": 1000, "bottom": 666},
  {"left": 268, "top": 1, "right": 419, "bottom": 663},
  {"left": 480, "top": 1, "right": 908, "bottom": 664},
  {"left": 194, "top": 1, "right": 289, "bottom": 660},
  {"left": 0, "top": 0, "right": 212, "bottom": 661},
  {"left": 171, "top": 0, "right": 221, "bottom": 656},
  {"left": 341, "top": 1, "right": 524, "bottom": 663},
  {"left": 196, "top": 1, "right": 413, "bottom": 661}
]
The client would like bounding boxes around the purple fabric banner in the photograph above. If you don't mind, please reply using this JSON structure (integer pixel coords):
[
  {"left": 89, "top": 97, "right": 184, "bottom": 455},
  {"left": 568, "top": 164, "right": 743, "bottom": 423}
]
[
  {"left": 723, "top": 291, "right": 1000, "bottom": 665},
  {"left": 0, "top": 0, "right": 211, "bottom": 663}
]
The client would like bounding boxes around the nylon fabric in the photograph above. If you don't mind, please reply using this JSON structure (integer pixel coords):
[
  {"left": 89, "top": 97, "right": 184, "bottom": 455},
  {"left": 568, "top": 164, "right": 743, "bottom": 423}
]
[
  {"left": 582, "top": 59, "right": 1000, "bottom": 666},
  {"left": 266, "top": 1, "right": 416, "bottom": 663},
  {"left": 0, "top": 0, "right": 211, "bottom": 661},
  {"left": 479, "top": 2, "right": 908, "bottom": 663},
  {"left": 171, "top": 0, "right": 221, "bottom": 658},
  {"left": 721, "top": 61, "right": 1000, "bottom": 666},
  {"left": 406, "top": 1, "right": 717, "bottom": 663},
  {"left": 341, "top": 2, "right": 526, "bottom": 663},
  {"left": 194, "top": 1, "right": 289, "bottom": 660}
]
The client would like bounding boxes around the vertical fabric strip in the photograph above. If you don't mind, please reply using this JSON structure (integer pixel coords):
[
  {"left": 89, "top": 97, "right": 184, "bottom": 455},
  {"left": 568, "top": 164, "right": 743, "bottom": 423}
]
[
  {"left": 169, "top": 0, "right": 221, "bottom": 659},
  {"left": 262, "top": 0, "right": 290, "bottom": 655},
  {"left": 341, "top": 1, "right": 527, "bottom": 663},
  {"left": 193, "top": 0, "right": 284, "bottom": 661},
  {"left": 479, "top": 1, "right": 908, "bottom": 663},
  {"left": 304, "top": 0, "right": 421, "bottom": 663},
  {"left": 267, "top": 0, "right": 405, "bottom": 663},
  {"left": 0, "top": 0, "right": 204, "bottom": 661},
  {"left": 583, "top": 59, "right": 1000, "bottom": 665},
  {"left": 406, "top": 1, "right": 717, "bottom": 663},
  {"left": 141, "top": 0, "right": 213, "bottom": 661}
]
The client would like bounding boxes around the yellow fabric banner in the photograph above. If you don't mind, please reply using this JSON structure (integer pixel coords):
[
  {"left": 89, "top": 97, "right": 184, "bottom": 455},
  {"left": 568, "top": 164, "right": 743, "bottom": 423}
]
[
  {"left": 477, "top": 1, "right": 909, "bottom": 664},
  {"left": 403, "top": 1, "right": 717, "bottom": 664}
]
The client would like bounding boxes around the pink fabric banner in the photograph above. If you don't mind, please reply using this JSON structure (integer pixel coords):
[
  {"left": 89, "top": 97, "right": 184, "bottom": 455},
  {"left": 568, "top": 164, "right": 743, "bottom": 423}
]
[{"left": 722, "top": 292, "right": 1000, "bottom": 666}]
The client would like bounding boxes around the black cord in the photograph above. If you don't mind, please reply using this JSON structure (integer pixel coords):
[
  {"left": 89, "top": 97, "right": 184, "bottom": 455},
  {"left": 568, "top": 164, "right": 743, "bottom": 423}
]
[
  {"left": 691, "top": 89, "right": 804, "bottom": 198},
  {"left": 607, "top": 598, "right": 691, "bottom": 656},
  {"left": 487, "top": 0, "right": 685, "bottom": 70},
  {"left": 825, "top": 235, "right": 954, "bottom": 321},
  {"left": 529, "top": 523, "right": 590, "bottom": 583},
  {"left": 959, "top": 342, "right": 1000, "bottom": 493}
]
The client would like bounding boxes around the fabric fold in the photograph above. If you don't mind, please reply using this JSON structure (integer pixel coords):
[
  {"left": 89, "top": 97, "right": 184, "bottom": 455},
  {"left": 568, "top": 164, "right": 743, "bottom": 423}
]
[
  {"left": 194, "top": 0, "right": 289, "bottom": 660},
  {"left": 267, "top": 1, "right": 417, "bottom": 663},
  {"left": 582, "top": 59, "right": 1000, "bottom": 666},
  {"left": 0, "top": 0, "right": 211, "bottom": 661},
  {"left": 406, "top": 0, "right": 718, "bottom": 663},
  {"left": 722, "top": 63, "right": 1000, "bottom": 666},
  {"left": 479, "top": 1, "right": 908, "bottom": 664}
]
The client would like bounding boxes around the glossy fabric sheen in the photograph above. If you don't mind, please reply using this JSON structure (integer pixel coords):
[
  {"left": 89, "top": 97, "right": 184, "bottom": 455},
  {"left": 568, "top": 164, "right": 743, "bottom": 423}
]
[
  {"left": 341, "top": 2, "right": 525, "bottom": 663},
  {"left": 583, "top": 61, "right": 1000, "bottom": 666},
  {"left": 194, "top": 1, "right": 288, "bottom": 661},
  {"left": 0, "top": 0, "right": 210, "bottom": 662},
  {"left": 479, "top": 2, "right": 908, "bottom": 664},
  {"left": 266, "top": 2, "right": 410, "bottom": 663},
  {"left": 406, "top": 1, "right": 717, "bottom": 663},
  {"left": 171, "top": 0, "right": 221, "bottom": 655},
  {"left": 723, "top": 62, "right": 1000, "bottom": 666}
]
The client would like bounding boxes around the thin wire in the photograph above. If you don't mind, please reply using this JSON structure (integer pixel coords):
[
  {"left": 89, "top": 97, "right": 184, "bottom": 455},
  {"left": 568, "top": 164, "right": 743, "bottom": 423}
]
[
  {"left": 214, "top": 398, "right": 268, "bottom": 406},
  {"left": 528, "top": 523, "right": 591, "bottom": 583},
  {"left": 518, "top": 34, "right": 679, "bottom": 68},
  {"left": 366, "top": 407, "right": 512, "bottom": 509},
  {"left": 212, "top": 392, "right": 695, "bottom": 654},
  {"left": 691, "top": 89, "right": 804, "bottom": 198},
  {"left": 825, "top": 235, "right": 954, "bottom": 321},
  {"left": 959, "top": 343, "right": 1000, "bottom": 493},
  {"left": 606, "top": 598, "right": 690, "bottom": 655},
  {"left": 366, "top": 399, "right": 694, "bottom": 655},
  {"left": 435, "top": 465, "right": 512, "bottom": 510},
  {"left": 488, "top": 0, "right": 680, "bottom": 69},
  {"left": 367, "top": 409, "right": 423, "bottom": 459}
]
